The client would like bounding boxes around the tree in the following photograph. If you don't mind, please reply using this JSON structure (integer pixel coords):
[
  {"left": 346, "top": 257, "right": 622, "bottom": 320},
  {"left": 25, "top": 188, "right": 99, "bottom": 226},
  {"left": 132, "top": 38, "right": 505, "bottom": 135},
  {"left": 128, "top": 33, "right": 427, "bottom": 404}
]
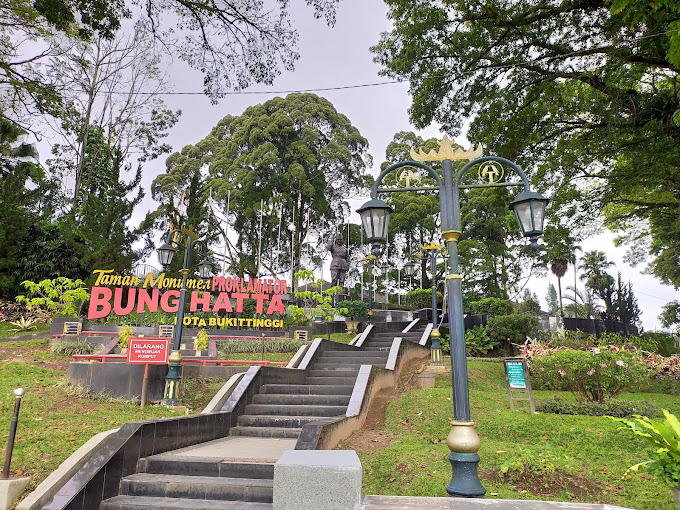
[
  {"left": 563, "top": 285, "right": 601, "bottom": 319},
  {"left": 381, "top": 132, "right": 441, "bottom": 287},
  {"left": 0, "top": 117, "right": 42, "bottom": 296},
  {"left": 541, "top": 225, "right": 579, "bottom": 317},
  {"left": 546, "top": 283, "right": 559, "bottom": 316},
  {"left": 579, "top": 250, "right": 616, "bottom": 310},
  {"left": 45, "top": 28, "right": 179, "bottom": 213},
  {"left": 660, "top": 300, "right": 680, "bottom": 332},
  {"left": 604, "top": 273, "right": 641, "bottom": 327},
  {"left": 151, "top": 93, "right": 372, "bottom": 287},
  {"left": 372, "top": 1, "right": 680, "bottom": 287},
  {"left": 2, "top": 0, "right": 343, "bottom": 130}
]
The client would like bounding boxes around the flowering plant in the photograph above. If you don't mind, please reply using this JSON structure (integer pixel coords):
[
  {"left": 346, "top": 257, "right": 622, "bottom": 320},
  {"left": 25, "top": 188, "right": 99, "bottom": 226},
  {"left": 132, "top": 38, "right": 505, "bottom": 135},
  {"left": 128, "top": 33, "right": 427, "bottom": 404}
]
[{"left": 529, "top": 348, "right": 647, "bottom": 403}]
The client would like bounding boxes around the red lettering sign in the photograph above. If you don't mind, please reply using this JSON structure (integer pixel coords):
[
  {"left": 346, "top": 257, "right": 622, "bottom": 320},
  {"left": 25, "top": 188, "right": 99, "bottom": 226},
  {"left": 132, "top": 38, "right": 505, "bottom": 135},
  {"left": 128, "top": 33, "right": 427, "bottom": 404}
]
[{"left": 127, "top": 338, "right": 170, "bottom": 364}]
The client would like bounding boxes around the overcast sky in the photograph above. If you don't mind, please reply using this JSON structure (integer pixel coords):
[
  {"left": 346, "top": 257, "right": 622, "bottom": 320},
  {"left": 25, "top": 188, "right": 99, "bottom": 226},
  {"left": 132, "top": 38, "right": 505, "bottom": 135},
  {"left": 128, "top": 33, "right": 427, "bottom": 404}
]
[{"left": 38, "top": 0, "right": 679, "bottom": 331}]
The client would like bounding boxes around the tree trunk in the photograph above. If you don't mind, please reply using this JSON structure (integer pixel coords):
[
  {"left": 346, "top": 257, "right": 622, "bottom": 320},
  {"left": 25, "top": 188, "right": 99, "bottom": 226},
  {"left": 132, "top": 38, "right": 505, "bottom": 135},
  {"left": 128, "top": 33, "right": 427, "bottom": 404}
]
[{"left": 557, "top": 276, "right": 564, "bottom": 317}]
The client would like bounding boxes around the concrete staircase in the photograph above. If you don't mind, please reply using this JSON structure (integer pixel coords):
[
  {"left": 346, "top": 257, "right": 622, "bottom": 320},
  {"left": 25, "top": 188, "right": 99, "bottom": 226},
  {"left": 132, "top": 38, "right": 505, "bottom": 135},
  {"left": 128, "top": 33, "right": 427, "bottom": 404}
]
[
  {"left": 95, "top": 322, "right": 427, "bottom": 509},
  {"left": 100, "top": 456, "right": 274, "bottom": 509}
]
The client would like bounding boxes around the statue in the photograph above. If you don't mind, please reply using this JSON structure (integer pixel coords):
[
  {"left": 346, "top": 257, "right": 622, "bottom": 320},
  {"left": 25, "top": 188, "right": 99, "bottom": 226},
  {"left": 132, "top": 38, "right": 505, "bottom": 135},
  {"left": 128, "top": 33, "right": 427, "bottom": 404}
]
[{"left": 326, "top": 232, "right": 350, "bottom": 287}]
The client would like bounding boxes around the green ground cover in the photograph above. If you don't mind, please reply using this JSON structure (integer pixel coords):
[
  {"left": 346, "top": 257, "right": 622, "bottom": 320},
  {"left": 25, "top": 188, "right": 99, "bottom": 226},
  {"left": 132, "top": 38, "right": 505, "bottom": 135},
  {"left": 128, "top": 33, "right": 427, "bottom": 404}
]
[
  {"left": 0, "top": 322, "right": 50, "bottom": 338},
  {"left": 0, "top": 337, "right": 223, "bottom": 494},
  {"left": 341, "top": 359, "right": 680, "bottom": 509}
]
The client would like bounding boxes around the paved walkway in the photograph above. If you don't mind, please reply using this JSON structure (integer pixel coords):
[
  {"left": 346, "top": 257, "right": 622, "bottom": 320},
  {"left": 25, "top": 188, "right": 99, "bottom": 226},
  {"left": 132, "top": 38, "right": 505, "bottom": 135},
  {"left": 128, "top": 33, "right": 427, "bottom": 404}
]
[
  {"left": 361, "top": 497, "right": 631, "bottom": 509},
  {"left": 166, "top": 437, "right": 297, "bottom": 463}
]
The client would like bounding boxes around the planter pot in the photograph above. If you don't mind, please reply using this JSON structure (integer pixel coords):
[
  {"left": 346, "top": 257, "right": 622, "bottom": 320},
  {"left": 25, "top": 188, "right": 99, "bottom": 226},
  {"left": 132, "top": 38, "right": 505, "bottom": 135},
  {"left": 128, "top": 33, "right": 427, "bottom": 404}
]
[
  {"left": 120, "top": 347, "right": 128, "bottom": 355},
  {"left": 345, "top": 320, "right": 359, "bottom": 334},
  {"left": 416, "top": 371, "right": 436, "bottom": 389},
  {"left": 671, "top": 487, "right": 680, "bottom": 509}
]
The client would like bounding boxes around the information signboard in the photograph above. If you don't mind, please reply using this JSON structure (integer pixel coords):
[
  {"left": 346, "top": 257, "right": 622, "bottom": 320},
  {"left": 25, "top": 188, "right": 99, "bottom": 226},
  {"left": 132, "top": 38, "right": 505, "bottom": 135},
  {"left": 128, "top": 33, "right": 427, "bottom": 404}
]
[
  {"left": 503, "top": 357, "right": 535, "bottom": 412},
  {"left": 127, "top": 338, "right": 170, "bottom": 364},
  {"left": 505, "top": 360, "right": 527, "bottom": 389}
]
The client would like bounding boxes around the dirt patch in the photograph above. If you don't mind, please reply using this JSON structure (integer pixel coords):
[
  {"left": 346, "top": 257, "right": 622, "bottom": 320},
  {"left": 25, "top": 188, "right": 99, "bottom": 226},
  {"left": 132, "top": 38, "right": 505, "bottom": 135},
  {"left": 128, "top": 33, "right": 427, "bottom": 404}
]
[
  {"left": 341, "top": 357, "right": 427, "bottom": 452},
  {"left": 482, "top": 468, "right": 605, "bottom": 499}
]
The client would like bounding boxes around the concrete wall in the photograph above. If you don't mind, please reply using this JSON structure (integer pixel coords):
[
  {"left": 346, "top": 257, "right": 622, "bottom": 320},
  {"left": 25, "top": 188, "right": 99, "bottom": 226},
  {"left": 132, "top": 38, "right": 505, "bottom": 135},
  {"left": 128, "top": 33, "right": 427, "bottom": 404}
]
[{"left": 68, "top": 362, "right": 168, "bottom": 401}]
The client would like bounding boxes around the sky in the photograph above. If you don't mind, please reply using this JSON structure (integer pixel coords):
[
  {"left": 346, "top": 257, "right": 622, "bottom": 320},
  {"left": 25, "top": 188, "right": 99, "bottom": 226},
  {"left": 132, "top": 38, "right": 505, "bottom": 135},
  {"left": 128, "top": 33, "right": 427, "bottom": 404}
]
[{"left": 36, "top": 0, "right": 679, "bottom": 331}]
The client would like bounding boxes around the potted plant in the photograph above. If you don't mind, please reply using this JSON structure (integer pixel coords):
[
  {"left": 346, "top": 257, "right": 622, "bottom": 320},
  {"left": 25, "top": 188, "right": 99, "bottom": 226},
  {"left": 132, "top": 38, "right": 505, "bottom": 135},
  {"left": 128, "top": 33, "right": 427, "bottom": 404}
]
[
  {"left": 117, "top": 325, "right": 134, "bottom": 354},
  {"left": 611, "top": 409, "right": 680, "bottom": 507},
  {"left": 338, "top": 300, "right": 367, "bottom": 334},
  {"left": 196, "top": 328, "right": 209, "bottom": 353}
]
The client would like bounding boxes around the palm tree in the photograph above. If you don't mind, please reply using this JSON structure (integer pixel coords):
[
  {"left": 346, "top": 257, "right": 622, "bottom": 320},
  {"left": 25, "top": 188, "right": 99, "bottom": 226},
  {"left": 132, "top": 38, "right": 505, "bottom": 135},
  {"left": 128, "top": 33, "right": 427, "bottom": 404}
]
[
  {"left": 578, "top": 250, "right": 615, "bottom": 310},
  {"left": 541, "top": 226, "right": 580, "bottom": 317},
  {"left": 563, "top": 285, "right": 601, "bottom": 318}
]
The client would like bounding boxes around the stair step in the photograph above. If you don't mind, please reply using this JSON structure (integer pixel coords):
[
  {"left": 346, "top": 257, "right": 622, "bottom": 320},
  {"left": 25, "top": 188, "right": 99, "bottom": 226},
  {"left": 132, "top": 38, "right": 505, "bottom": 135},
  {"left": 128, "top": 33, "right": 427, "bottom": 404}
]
[
  {"left": 306, "top": 376, "right": 357, "bottom": 385},
  {"left": 244, "top": 404, "right": 346, "bottom": 417},
  {"left": 361, "top": 347, "right": 391, "bottom": 352},
  {"left": 259, "top": 384, "right": 353, "bottom": 395},
  {"left": 120, "top": 473, "right": 273, "bottom": 502},
  {"left": 100, "top": 495, "right": 273, "bottom": 509},
  {"left": 229, "top": 426, "right": 302, "bottom": 439},
  {"left": 308, "top": 369, "right": 359, "bottom": 378},
  {"left": 316, "top": 356, "right": 387, "bottom": 364},
  {"left": 252, "top": 394, "right": 350, "bottom": 406},
  {"left": 237, "top": 415, "right": 335, "bottom": 428},
  {"left": 138, "top": 457, "right": 273, "bottom": 479}
]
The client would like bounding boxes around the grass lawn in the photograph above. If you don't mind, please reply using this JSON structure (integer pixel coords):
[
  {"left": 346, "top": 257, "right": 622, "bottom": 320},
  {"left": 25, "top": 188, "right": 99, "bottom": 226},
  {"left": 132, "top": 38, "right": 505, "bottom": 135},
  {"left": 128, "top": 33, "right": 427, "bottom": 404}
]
[
  {"left": 0, "top": 337, "right": 222, "bottom": 495},
  {"left": 0, "top": 321, "right": 50, "bottom": 338},
  {"left": 339, "top": 358, "right": 679, "bottom": 509}
]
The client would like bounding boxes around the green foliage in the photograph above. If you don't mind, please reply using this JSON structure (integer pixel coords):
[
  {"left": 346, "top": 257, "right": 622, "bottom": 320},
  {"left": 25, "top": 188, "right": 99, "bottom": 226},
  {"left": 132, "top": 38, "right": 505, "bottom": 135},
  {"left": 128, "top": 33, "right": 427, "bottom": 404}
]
[
  {"left": 50, "top": 340, "right": 95, "bottom": 356},
  {"left": 546, "top": 283, "right": 559, "bottom": 316},
  {"left": 404, "top": 288, "right": 442, "bottom": 309},
  {"left": 640, "top": 332, "right": 677, "bottom": 357},
  {"left": 16, "top": 277, "right": 89, "bottom": 318},
  {"left": 287, "top": 270, "right": 344, "bottom": 326},
  {"left": 611, "top": 409, "right": 680, "bottom": 488},
  {"left": 195, "top": 329, "right": 209, "bottom": 351},
  {"left": 499, "top": 447, "right": 572, "bottom": 478},
  {"left": 487, "top": 314, "right": 539, "bottom": 346},
  {"left": 372, "top": 1, "right": 680, "bottom": 289},
  {"left": 216, "top": 339, "right": 304, "bottom": 356},
  {"left": 9, "top": 317, "right": 37, "bottom": 332},
  {"left": 337, "top": 300, "right": 367, "bottom": 320},
  {"left": 537, "top": 396, "right": 659, "bottom": 418},
  {"left": 464, "top": 325, "right": 498, "bottom": 357},
  {"left": 117, "top": 325, "right": 133, "bottom": 348},
  {"left": 530, "top": 349, "right": 648, "bottom": 403},
  {"left": 152, "top": 94, "right": 371, "bottom": 279},
  {"left": 468, "top": 297, "right": 513, "bottom": 316},
  {"left": 660, "top": 300, "right": 680, "bottom": 331}
]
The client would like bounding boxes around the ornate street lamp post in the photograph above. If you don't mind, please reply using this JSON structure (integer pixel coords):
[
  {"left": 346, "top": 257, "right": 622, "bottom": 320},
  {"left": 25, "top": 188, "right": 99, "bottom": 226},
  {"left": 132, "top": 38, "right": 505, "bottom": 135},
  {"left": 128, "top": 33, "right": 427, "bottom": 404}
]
[
  {"left": 356, "top": 138, "right": 549, "bottom": 497},
  {"left": 157, "top": 225, "right": 212, "bottom": 406},
  {"left": 362, "top": 254, "right": 377, "bottom": 324},
  {"left": 421, "top": 241, "right": 445, "bottom": 365}
]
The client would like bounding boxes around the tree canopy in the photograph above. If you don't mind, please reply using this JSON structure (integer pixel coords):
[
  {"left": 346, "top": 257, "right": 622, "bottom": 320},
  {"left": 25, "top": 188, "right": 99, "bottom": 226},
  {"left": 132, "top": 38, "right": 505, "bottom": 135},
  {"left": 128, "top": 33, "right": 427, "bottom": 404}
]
[
  {"left": 151, "top": 93, "right": 372, "bottom": 285},
  {"left": 372, "top": 1, "right": 680, "bottom": 287}
]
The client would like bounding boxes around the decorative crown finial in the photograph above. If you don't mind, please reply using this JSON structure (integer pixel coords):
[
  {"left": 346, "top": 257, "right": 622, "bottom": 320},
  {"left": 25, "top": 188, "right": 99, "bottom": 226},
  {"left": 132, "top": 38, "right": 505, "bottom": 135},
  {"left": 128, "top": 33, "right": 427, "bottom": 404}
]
[{"left": 409, "top": 136, "right": 483, "bottom": 162}]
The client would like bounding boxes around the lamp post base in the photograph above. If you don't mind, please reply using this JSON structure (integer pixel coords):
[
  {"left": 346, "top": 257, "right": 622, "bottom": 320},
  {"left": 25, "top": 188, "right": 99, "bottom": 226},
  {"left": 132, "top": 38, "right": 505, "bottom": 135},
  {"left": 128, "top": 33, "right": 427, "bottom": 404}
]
[
  {"left": 445, "top": 420, "right": 485, "bottom": 497},
  {"left": 162, "top": 350, "right": 183, "bottom": 406},
  {"left": 445, "top": 453, "right": 486, "bottom": 497},
  {"left": 430, "top": 346, "right": 443, "bottom": 365}
]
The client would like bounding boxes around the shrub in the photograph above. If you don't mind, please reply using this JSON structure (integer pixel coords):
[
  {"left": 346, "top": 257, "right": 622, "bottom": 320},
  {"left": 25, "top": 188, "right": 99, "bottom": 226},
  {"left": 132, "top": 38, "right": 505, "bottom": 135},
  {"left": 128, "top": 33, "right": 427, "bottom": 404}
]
[
  {"left": 16, "top": 277, "right": 90, "bottom": 318},
  {"left": 537, "top": 395, "right": 659, "bottom": 418},
  {"left": 50, "top": 341, "right": 95, "bottom": 356},
  {"left": 117, "top": 325, "right": 134, "bottom": 348},
  {"left": 611, "top": 410, "right": 680, "bottom": 488},
  {"left": 465, "top": 325, "right": 498, "bottom": 356},
  {"left": 468, "top": 297, "right": 513, "bottom": 316},
  {"left": 404, "top": 288, "right": 443, "bottom": 309},
  {"left": 337, "top": 300, "right": 367, "bottom": 320},
  {"left": 530, "top": 348, "right": 648, "bottom": 402},
  {"left": 639, "top": 331, "right": 677, "bottom": 356},
  {"left": 487, "top": 314, "right": 539, "bottom": 346},
  {"left": 196, "top": 329, "right": 209, "bottom": 351},
  {"left": 217, "top": 338, "right": 304, "bottom": 356}
]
